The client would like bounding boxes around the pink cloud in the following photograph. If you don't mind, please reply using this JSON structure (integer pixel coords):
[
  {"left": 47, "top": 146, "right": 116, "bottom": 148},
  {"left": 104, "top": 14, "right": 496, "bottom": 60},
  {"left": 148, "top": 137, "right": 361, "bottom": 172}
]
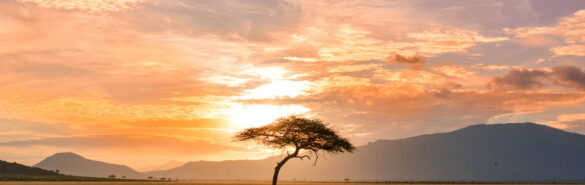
[
  {"left": 17, "top": 0, "right": 145, "bottom": 13},
  {"left": 507, "top": 9, "right": 585, "bottom": 56}
]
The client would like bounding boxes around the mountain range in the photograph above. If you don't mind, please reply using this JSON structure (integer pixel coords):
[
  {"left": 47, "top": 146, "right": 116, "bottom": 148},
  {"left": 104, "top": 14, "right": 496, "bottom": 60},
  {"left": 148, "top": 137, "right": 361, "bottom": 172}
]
[
  {"left": 34, "top": 152, "right": 143, "bottom": 179},
  {"left": 31, "top": 123, "right": 585, "bottom": 182}
]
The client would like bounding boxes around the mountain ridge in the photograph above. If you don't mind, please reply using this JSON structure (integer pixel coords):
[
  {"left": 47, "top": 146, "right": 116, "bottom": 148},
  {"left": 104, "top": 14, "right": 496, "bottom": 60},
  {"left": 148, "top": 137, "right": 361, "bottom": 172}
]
[
  {"left": 34, "top": 152, "right": 143, "bottom": 178},
  {"left": 33, "top": 123, "right": 585, "bottom": 182},
  {"left": 136, "top": 160, "right": 184, "bottom": 172},
  {"left": 1, "top": 159, "right": 61, "bottom": 177}
]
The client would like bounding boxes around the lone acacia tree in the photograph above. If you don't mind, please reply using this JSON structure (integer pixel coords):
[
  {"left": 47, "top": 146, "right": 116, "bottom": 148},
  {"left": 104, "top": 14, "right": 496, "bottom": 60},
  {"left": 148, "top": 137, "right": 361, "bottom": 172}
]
[{"left": 233, "top": 115, "right": 355, "bottom": 185}]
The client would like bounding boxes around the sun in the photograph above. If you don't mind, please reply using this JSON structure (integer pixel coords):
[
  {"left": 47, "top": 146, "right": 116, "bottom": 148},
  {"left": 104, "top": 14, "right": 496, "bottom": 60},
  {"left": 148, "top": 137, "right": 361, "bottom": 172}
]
[
  {"left": 224, "top": 103, "right": 310, "bottom": 129},
  {"left": 222, "top": 78, "right": 313, "bottom": 129}
]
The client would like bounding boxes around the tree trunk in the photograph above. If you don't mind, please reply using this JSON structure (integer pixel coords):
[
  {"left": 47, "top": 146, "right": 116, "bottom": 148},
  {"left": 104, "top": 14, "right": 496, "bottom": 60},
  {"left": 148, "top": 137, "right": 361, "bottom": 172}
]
[
  {"left": 272, "top": 161, "right": 284, "bottom": 185},
  {"left": 272, "top": 148, "right": 299, "bottom": 185}
]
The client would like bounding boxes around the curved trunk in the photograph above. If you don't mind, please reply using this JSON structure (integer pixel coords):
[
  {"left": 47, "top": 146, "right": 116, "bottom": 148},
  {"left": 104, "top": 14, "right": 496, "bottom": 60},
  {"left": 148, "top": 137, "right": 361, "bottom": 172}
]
[
  {"left": 272, "top": 148, "right": 299, "bottom": 185},
  {"left": 271, "top": 159, "right": 285, "bottom": 185}
]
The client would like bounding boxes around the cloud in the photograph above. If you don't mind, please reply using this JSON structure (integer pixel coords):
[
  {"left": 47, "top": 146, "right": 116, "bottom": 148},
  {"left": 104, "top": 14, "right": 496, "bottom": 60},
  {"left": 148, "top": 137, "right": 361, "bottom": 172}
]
[
  {"left": 550, "top": 45, "right": 585, "bottom": 56},
  {"left": 14, "top": 0, "right": 302, "bottom": 40},
  {"left": 508, "top": 9, "right": 585, "bottom": 43},
  {"left": 433, "top": 64, "right": 475, "bottom": 78},
  {"left": 282, "top": 23, "right": 509, "bottom": 63},
  {"left": 247, "top": 83, "right": 585, "bottom": 143},
  {"left": 0, "top": 134, "right": 236, "bottom": 155},
  {"left": 518, "top": 34, "right": 562, "bottom": 46},
  {"left": 17, "top": 0, "right": 145, "bottom": 13},
  {"left": 122, "top": 0, "right": 302, "bottom": 41},
  {"left": 121, "top": 118, "right": 229, "bottom": 129},
  {"left": 407, "top": 24, "right": 508, "bottom": 44},
  {"left": 0, "top": 57, "right": 89, "bottom": 79},
  {"left": 0, "top": 119, "right": 67, "bottom": 142},
  {"left": 471, "top": 63, "right": 517, "bottom": 71},
  {"left": 390, "top": 54, "right": 426, "bottom": 65},
  {"left": 488, "top": 69, "right": 550, "bottom": 90},
  {"left": 542, "top": 113, "right": 585, "bottom": 133},
  {"left": 328, "top": 63, "right": 382, "bottom": 73},
  {"left": 488, "top": 65, "right": 585, "bottom": 91},
  {"left": 0, "top": 0, "right": 289, "bottom": 105},
  {"left": 507, "top": 9, "right": 585, "bottom": 56},
  {"left": 552, "top": 66, "right": 585, "bottom": 90},
  {"left": 0, "top": 94, "right": 231, "bottom": 127},
  {"left": 390, "top": 54, "right": 446, "bottom": 71},
  {"left": 242, "top": 64, "right": 585, "bottom": 143}
]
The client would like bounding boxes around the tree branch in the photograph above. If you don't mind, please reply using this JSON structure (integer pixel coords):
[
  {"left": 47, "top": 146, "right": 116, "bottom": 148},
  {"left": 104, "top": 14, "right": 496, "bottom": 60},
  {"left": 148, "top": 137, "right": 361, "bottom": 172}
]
[
  {"left": 312, "top": 149, "right": 319, "bottom": 166},
  {"left": 295, "top": 154, "right": 311, "bottom": 160}
]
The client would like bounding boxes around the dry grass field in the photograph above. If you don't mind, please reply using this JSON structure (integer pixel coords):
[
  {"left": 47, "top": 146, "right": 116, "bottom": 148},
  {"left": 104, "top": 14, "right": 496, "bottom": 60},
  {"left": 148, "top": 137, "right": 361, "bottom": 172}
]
[
  {"left": 0, "top": 182, "right": 384, "bottom": 185},
  {"left": 0, "top": 182, "right": 581, "bottom": 185}
]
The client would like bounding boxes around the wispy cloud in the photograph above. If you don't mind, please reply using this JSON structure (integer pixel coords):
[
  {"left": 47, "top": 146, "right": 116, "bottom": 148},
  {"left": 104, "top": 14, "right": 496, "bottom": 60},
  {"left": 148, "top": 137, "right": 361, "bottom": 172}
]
[{"left": 18, "top": 0, "right": 145, "bottom": 13}]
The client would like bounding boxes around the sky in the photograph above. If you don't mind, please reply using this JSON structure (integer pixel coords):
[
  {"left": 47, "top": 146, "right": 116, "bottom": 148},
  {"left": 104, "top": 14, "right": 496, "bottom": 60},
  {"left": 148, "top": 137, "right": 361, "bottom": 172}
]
[{"left": 1, "top": 0, "right": 585, "bottom": 171}]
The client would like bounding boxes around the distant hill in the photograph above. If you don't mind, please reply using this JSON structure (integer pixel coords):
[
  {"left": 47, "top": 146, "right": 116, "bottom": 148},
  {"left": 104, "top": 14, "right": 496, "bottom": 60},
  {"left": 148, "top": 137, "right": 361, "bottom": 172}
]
[
  {"left": 0, "top": 160, "right": 133, "bottom": 181},
  {"left": 146, "top": 123, "right": 585, "bottom": 182},
  {"left": 34, "top": 152, "right": 143, "bottom": 179},
  {"left": 136, "top": 160, "right": 184, "bottom": 172},
  {"left": 0, "top": 159, "right": 60, "bottom": 177},
  {"left": 144, "top": 157, "right": 276, "bottom": 180}
]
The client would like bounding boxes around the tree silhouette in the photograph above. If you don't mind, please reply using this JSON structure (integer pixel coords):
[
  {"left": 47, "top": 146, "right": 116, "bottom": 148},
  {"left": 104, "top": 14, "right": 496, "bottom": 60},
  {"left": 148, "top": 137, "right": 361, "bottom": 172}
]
[{"left": 234, "top": 115, "right": 355, "bottom": 185}]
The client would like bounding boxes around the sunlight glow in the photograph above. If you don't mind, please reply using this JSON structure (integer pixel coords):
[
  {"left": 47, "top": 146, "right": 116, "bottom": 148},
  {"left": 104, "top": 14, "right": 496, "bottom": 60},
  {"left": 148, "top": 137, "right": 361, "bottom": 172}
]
[
  {"left": 224, "top": 103, "right": 310, "bottom": 129},
  {"left": 240, "top": 80, "right": 311, "bottom": 99}
]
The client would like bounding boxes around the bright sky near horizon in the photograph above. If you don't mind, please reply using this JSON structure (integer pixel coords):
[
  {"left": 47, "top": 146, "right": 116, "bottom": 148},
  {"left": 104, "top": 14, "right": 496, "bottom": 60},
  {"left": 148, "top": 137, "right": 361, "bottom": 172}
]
[{"left": 2, "top": 0, "right": 585, "bottom": 170}]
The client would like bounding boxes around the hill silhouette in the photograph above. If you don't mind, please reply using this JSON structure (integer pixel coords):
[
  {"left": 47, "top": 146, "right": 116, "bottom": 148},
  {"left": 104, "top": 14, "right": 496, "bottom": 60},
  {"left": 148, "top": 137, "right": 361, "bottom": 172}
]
[
  {"left": 34, "top": 152, "right": 143, "bottom": 179},
  {"left": 0, "top": 160, "right": 138, "bottom": 181},
  {"left": 0, "top": 159, "right": 60, "bottom": 177},
  {"left": 136, "top": 160, "right": 184, "bottom": 172},
  {"left": 147, "top": 123, "right": 585, "bottom": 182},
  {"left": 35, "top": 123, "right": 585, "bottom": 182}
]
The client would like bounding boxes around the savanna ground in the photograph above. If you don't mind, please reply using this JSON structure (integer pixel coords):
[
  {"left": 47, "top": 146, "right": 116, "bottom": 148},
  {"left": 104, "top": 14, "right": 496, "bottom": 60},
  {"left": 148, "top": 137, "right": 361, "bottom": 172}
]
[{"left": 0, "top": 182, "right": 582, "bottom": 185}]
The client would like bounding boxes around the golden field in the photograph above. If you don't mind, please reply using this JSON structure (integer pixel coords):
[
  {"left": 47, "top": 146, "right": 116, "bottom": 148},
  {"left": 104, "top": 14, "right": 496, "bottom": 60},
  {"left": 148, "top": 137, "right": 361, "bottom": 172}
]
[{"left": 0, "top": 182, "right": 580, "bottom": 185}]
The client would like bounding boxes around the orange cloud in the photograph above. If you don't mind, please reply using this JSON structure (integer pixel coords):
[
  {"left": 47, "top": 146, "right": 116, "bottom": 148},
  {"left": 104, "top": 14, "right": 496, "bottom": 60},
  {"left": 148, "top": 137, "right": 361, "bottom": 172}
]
[
  {"left": 472, "top": 63, "right": 517, "bottom": 71},
  {"left": 281, "top": 24, "right": 508, "bottom": 63},
  {"left": 551, "top": 45, "right": 585, "bottom": 56},
  {"left": 433, "top": 64, "right": 475, "bottom": 78},
  {"left": 328, "top": 64, "right": 382, "bottom": 73},
  {"left": 507, "top": 9, "right": 585, "bottom": 56},
  {"left": 407, "top": 24, "right": 508, "bottom": 53},
  {"left": 18, "top": 0, "right": 144, "bottom": 12}
]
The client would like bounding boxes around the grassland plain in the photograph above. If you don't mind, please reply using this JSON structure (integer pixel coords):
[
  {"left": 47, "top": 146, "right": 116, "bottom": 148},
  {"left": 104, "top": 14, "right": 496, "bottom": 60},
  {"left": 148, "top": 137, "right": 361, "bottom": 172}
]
[{"left": 0, "top": 182, "right": 583, "bottom": 185}]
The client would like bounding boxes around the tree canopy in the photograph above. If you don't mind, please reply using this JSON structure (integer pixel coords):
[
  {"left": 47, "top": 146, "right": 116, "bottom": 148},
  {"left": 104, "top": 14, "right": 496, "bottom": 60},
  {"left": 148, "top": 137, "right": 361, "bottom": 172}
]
[{"left": 233, "top": 115, "right": 355, "bottom": 185}]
